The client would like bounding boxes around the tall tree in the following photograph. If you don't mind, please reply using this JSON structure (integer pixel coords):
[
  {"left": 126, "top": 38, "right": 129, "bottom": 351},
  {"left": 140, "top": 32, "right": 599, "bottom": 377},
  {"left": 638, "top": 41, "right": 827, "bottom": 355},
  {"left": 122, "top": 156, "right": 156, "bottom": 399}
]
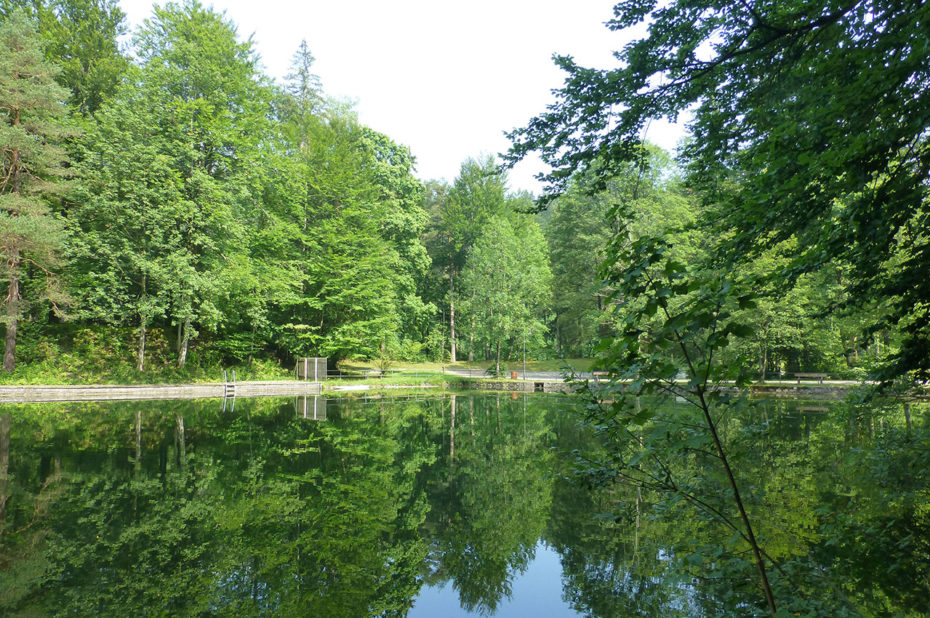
[
  {"left": 70, "top": 68, "right": 187, "bottom": 371},
  {"left": 138, "top": 0, "right": 271, "bottom": 367},
  {"left": 0, "top": 10, "right": 71, "bottom": 372},
  {"left": 72, "top": 0, "right": 272, "bottom": 369},
  {"left": 282, "top": 39, "right": 323, "bottom": 116},
  {"left": 268, "top": 55, "right": 405, "bottom": 363},
  {"left": 545, "top": 146, "right": 695, "bottom": 357},
  {"left": 460, "top": 215, "right": 552, "bottom": 375},
  {"left": 545, "top": 184, "right": 616, "bottom": 357},
  {"left": 358, "top": 127, "right": 433, "bottom": 349},
  {"left": 434, "top": 155, "right": 508, "bottom": 362},
  {"left": 420, "top": 179, "right": 454, "bottom": 360},
  {"left": 508, "top": 0, "right": 930, "bottom": 382},
  {"left": 0, "top": 0, "right": 130, "bottom": 116}
]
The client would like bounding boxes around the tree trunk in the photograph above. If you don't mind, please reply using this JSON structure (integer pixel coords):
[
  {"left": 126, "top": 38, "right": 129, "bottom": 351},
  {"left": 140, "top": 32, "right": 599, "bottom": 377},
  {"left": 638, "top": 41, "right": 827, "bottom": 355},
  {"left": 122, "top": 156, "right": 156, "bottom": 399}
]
[
  {"left": 495, "top": 338, "right": 501, "bottom": 377},
  {"left": 759, "top": 344, "right": 767, "bottom": 382},
  {"left": 447, "top": 254, "right": 457, "bottom": 362},
  {"left": 176, "top": 414, "right": 186, "bottom": 470},
  {"left": 137, "top": 275, "right": 148, "bottom": 372},
  {"left": 135, "top": 410, "right": 142, "bottom": 475},
  {"left": 3, "top": 264, "right": 20, "bottom": 372},
  {"left": 178, "top": 317, "right": 190, "bottom": 368},
  {"left": 3, "top": 115, "right": 22, "bottom": 373},
  {"left": 136, "top": 316, "right": 147, "bottom": 372},
  {"left": 496, "top": 393, "right": 501, "bottom": 432},
  {"left": 699, "top": 387, "right": 777, "bottom": 614},
  {"left": 468, "top": 316, "right": 474, "bottom": 362},
  {"left": 845, "top": 335, "right": 858, "bottom": 367}
]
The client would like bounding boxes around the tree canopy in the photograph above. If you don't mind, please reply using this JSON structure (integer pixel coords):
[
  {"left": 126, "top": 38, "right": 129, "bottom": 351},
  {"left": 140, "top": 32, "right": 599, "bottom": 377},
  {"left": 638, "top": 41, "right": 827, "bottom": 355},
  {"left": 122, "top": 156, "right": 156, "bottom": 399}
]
[
  {"left": 507, "top": 0, "right": 930, "bottom": 382},
  {"left": 0, "top": 0, "right": 922, "bottom": 382}
]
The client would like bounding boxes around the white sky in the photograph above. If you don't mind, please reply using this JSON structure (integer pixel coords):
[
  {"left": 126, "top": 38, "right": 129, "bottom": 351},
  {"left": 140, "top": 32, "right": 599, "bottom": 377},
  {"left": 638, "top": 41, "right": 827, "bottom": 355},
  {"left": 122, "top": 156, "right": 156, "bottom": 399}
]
[{"left": 118, "top": 0, "right": 686, "bottom": 194}]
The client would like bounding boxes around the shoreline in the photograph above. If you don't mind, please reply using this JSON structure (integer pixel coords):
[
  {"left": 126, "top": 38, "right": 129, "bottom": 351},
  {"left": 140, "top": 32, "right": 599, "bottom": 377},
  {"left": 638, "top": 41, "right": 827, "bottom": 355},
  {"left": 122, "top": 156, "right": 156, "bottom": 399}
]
[
  {"left": 0, "top": 377, "right": 884, "bottom": 404},
  {"left": 0, "top": 380, "right": 322, "bottom": 403}
]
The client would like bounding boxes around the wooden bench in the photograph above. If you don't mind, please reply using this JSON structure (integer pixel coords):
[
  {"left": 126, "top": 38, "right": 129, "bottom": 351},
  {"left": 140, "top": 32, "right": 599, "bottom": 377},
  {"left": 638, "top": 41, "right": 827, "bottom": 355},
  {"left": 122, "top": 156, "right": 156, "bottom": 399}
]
[
  {"left": 795, "top": 372, "right": 828, "bottom": 384},
  {"left": 592, "top": 371, "right": 609, "bottom": 382}
]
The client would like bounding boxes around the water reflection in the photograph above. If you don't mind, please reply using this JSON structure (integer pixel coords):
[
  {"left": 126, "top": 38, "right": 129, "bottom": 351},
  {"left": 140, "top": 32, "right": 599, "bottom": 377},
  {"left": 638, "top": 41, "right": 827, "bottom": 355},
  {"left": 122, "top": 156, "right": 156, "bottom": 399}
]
[
  {"left": 411, "top": 542, "right": 573, "bottom": 617},
  {"left": 295, "top": 395, "right": 326, "bottom": 420},
  {"left": 0, "top": 394, "right": 927, "bottom": 615}
]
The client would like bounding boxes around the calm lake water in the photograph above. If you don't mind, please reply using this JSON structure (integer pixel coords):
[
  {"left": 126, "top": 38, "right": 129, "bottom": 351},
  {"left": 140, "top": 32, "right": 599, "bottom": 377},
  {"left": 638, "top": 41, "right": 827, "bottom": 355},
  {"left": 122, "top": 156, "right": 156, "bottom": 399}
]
[{"left": 0, "top": 392, "right": 927, "bottom": 615}]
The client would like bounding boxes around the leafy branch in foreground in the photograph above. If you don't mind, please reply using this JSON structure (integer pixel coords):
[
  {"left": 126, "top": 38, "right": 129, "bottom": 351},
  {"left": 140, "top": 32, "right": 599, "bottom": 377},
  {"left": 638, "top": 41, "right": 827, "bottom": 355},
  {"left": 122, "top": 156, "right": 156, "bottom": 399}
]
[
  {"left": 581, "top": 220, "right": 780, "bottom": 613},
  {"left": 507, "top": 0, "right": 930, "bottom": 384}
]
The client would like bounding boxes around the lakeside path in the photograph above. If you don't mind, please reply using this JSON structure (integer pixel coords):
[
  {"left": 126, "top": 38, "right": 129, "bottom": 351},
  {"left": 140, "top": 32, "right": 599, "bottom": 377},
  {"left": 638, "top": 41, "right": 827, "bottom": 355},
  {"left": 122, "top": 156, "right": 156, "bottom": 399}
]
[{"left": 0, "top": 374, "right": 892, "bottom": 404}]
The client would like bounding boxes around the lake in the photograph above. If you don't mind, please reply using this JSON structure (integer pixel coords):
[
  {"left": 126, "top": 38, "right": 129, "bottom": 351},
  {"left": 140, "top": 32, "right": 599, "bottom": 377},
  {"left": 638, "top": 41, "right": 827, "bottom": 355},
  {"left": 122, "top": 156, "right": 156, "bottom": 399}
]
[{"left": 0, "top": 392, "right": 927, "bottom": 615}]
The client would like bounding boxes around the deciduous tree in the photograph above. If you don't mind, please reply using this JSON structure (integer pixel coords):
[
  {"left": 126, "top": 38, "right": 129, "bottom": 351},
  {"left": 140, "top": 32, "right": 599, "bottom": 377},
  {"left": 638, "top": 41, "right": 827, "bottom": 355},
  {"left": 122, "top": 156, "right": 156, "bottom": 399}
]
[
  {"left": 433, "top": 155, "right": 509, "bottom": 362},
  {"left": 460, "top": 215, "right": 552, "bottom": 375},
  {"left": 508, "top": 0, "right": 930, "bottom": 382},
  {"left": 0, "top": 0, "right": 129, "bottom": 116},
  {"left": 71, "top": 1, "right": 272, "bottom": 369}
]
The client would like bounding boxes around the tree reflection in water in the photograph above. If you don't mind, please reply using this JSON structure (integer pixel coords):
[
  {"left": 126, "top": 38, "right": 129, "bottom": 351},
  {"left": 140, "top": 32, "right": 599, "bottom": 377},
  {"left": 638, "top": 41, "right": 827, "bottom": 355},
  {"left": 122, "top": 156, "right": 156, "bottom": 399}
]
[{"left": 0, "top": 394, "right": 927, "bottom": 615}]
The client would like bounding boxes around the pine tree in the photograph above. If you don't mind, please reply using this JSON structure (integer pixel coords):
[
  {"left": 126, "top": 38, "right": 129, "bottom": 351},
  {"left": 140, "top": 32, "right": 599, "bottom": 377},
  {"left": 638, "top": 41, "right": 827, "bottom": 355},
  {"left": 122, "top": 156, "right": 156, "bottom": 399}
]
[{"left": 0, "top": 10, "right": 72, "bottom": 371}]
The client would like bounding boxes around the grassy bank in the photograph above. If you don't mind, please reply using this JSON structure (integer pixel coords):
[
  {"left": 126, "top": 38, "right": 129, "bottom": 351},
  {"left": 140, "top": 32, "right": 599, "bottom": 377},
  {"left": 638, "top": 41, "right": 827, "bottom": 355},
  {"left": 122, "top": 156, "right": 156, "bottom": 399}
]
[
  {"left": 342, "top": 358, "right": 594, "bottom": 375},
  {"left": 0, "top": 357, "right": 292, "bottom": 386}
]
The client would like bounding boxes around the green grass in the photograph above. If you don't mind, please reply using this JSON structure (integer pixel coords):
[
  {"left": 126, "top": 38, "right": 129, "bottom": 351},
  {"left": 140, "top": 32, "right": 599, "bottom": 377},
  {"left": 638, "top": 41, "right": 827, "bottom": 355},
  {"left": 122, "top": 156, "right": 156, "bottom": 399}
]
[
  {"left": 749, "top": 382, "right": 858, "bottom": 389},
  {"left": 342, "top": 358, "right": 593, "bottom": 374},
  {"left": 0, "top": 351, "right": 593, "bottom": 387},
  {"left": 0, "top": 356, "right": 292, "bottom": 386}
]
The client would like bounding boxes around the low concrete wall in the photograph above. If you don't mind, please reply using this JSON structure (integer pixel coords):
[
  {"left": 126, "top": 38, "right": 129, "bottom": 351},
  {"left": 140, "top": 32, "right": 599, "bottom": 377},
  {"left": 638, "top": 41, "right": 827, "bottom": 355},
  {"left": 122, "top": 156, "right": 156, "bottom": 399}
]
[
  {"left": 460, "top": 380, "right": 575, "bottom": 394},
  {"left": 458, "top": 380, "right": 861, "bottom": 400},
  {"left": 326, "top": 384, "right": 440, "bottom": 393},
  {"left": 0, "top": 380, "right": 321, "bottom": 403}
]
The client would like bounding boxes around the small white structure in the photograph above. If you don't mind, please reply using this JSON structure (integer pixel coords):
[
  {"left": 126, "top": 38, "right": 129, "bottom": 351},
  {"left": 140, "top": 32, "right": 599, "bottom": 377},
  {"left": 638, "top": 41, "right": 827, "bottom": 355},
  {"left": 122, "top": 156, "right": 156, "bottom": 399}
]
[{"left": 296, "top": 357, "right": 327, "bottom": 381}]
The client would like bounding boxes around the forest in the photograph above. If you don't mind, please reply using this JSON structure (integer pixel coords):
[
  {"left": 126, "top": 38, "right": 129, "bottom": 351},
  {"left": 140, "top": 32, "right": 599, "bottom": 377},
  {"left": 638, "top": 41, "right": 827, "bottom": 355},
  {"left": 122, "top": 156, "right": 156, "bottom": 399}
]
[
  {"left": 3, "top": 2, "right": 929, "bottom": 614},
  {"left": 1, "top": 0, "right": 927, "bottom": 388}
]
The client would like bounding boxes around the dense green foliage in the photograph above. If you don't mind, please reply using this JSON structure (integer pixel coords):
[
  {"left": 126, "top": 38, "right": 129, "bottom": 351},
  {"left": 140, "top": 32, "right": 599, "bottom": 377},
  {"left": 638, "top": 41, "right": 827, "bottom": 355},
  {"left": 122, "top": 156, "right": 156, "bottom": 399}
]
[
  {"left": 0, "top": 2, "right": 438, "bottom": 376},
  {"left": 508, "top": 0, "right": 930, "bottom": 384},
  {"left": 4, "top": 0, "right": 927, "bottom": 614},
  {"left": 0, "top": 2, "right": 554, "bottom": 379},
  {"left": 0, "top": 0, "right": 128, "bottom": 116},
  {"left": 504, "top": 1, "right": 930, "bottom": 611},
  {"left": 460, "top": 215, "right": 551, "bottom": 375},
  {"left": 0, "top": 0, "right": 922, "bottom": 386}
]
